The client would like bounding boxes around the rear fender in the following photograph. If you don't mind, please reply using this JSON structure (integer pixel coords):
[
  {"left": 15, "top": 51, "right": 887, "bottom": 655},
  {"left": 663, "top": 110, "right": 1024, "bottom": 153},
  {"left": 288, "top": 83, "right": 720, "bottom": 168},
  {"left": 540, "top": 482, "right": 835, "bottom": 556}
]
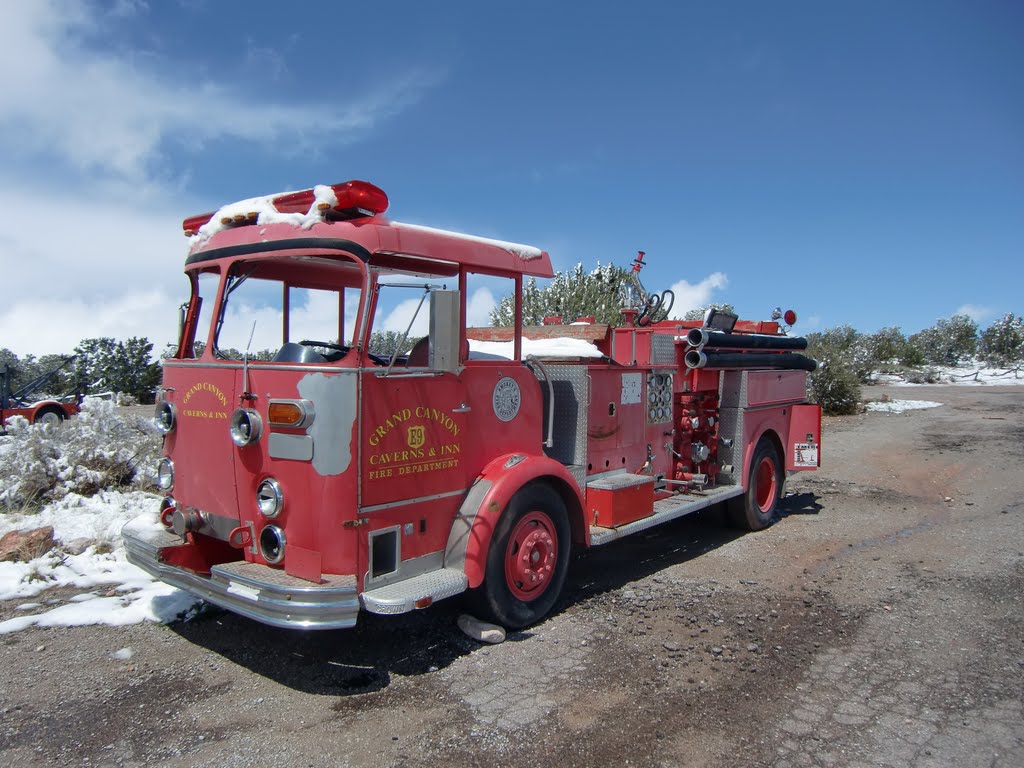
[
  {"left": 29, "top": 401, "right": 69, "bottom": 422},
  {"left": 444, "top": 453, "right": 583, "bottom": 589}
]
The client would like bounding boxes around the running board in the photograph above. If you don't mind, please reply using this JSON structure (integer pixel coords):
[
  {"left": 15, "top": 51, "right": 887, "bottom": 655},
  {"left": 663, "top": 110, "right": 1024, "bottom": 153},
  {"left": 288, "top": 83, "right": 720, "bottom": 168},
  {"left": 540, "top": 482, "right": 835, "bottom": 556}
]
[
  {"left": 589, "top": 485, "right": 744, "bottom": 546},
  {"left": 361, "top": 568, "right": 468, "bottom": 616}
]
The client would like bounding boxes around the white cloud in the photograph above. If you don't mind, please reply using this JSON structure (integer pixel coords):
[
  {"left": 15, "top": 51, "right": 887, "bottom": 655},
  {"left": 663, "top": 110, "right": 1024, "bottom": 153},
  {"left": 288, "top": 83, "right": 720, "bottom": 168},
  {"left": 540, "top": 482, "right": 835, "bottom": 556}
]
[
  {"left": 377, "top": 287, "right": 496, "bottom": 338},
  {"left": 466, "top": 287, "right": 496, "bottom": 326},
  {"left": 380, "top": 297, "right": 431, "bottom": 337},
  {"left": 0, "top": 1, "right": 440, "bottom": 359},
  {"left": 0, "top": 2, "right": 439, "bottom": 186},
  {"left": 801, "top": 314, "right": 822, "bottom": 330},
  {"left": 0, "top": 291, "right": 179, "bottom": 358},
  {"left": 954, "top": 304, "right": 993, "bottom": 324},
  {"left": 667, "top": 272, "right": 729, "bottom": 318},
  {"left": 0, "top": 183, "right": 186, "bottom": 356}
]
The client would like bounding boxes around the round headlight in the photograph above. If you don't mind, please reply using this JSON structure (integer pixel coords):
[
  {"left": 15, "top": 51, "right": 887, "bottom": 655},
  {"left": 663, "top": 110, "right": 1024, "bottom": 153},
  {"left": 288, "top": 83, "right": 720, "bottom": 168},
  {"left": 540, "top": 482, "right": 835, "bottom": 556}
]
[
  {"left": 155, "top": 401, "right": 176, "bottom": 434},
  {"left": 259, "top": 524, "right": 286, "bottom": 564},
  {"left": 230, "top": 408, "right": 263, "bottom": 446},
  {"left": 256, "top": 478, "right": 283, "bottom": 518},
  {"left": 157, "top": 457, "right": 174, "bottom": 491}
]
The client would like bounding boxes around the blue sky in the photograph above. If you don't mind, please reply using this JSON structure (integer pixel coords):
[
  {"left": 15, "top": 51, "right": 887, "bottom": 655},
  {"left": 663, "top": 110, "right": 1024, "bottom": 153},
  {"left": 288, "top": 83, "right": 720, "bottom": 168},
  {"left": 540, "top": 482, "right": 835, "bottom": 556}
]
[{"left": 0, "top": 0, "right": 1020, "bottom": 356}]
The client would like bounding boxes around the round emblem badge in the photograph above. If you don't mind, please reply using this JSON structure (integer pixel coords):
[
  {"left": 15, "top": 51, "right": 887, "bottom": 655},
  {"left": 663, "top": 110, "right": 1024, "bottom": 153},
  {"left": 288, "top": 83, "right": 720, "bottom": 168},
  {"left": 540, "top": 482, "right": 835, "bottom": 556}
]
[{"left": 492, "top": 377, "right": 521, "bottom": 422}]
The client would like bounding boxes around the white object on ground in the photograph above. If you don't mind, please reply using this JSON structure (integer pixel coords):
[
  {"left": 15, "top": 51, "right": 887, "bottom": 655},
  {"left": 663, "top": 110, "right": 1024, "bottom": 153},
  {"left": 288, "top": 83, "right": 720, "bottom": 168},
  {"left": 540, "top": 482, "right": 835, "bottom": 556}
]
[{"left": 458, "top": 613, "right": 507, "bottom": 644}]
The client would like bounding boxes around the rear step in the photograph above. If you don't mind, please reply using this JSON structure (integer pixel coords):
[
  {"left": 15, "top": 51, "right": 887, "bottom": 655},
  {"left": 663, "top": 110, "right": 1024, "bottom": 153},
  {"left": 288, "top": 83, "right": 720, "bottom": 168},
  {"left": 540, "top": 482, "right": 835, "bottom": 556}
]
[
  {"left": 589, "top": 484, "right": 743, "bottom": 546},
  {"left": 361, "top": 568, "right": 468, "bottom": 615}
]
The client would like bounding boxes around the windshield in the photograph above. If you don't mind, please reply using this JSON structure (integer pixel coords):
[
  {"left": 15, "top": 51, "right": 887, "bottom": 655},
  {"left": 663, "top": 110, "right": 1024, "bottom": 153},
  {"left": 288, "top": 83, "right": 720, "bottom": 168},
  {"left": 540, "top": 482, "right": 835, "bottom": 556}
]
[{"left": 201, "top": 256, "right": 365, "bottom": 361}]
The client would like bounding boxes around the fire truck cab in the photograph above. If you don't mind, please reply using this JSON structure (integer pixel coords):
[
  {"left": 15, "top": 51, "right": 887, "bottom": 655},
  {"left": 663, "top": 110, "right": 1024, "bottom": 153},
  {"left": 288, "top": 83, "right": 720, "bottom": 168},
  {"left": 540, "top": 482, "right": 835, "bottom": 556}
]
[{"left": 123, "top": 180, "right": 821, "bottom": 630}]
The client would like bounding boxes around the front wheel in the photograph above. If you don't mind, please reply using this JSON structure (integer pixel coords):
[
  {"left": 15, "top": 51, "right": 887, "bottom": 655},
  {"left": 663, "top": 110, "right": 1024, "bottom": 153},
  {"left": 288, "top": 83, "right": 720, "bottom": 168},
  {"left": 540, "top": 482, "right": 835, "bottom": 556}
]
[
  {"left": 475, "top": 483, "right": 571, "bottom": 630},
  {"left": 727, "top": 436, "right": 783, "bottom": 531}
]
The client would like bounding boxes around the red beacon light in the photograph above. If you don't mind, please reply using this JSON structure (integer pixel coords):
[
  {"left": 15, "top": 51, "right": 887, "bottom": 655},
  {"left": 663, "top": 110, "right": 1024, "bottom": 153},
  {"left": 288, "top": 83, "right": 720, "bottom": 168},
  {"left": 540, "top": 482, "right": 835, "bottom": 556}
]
[
  {"left": 182, "top": 212, "right": 215, "bottom": 237},
  {"left": 181, "top": 180, "right": 389, "bottom": 236},
  {"left": 783, "top": 309, "right": 798, "bottom": 326},
  {"left": 273, "top": 180, "right": 389, "bottom": 217}
]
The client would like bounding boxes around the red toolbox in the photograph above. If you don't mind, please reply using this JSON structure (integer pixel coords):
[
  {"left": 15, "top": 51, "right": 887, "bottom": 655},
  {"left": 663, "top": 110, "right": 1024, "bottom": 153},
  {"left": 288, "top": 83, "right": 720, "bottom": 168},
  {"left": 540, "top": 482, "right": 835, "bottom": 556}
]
[{"left": 587, "top": 474, "right": 655, "bottom": 528}]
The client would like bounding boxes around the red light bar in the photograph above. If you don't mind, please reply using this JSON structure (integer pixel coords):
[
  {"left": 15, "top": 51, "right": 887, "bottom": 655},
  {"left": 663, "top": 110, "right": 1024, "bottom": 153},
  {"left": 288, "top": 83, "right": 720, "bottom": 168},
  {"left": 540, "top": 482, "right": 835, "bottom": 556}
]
[
  {"left": 272, "top": 189, "right": 315, "bottom": 214},
  {"left": 182, "top": 180, "right": 390, "bottom": 237},
  {"left": 273, "top": 180, "right": 389, "bottom": 217},
  {"left": 182, "top": 212, "right": 214, "bottom": 236},
  {"left": 331, "top": 180, "right": 389, "bottom": 215}
]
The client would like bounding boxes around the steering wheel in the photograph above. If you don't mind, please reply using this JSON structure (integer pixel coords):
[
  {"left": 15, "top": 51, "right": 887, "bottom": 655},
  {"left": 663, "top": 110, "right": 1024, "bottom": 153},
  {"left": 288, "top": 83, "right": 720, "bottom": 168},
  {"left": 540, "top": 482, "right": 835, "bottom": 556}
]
[{"left": 299, "top": 340, "right": 350, "bottom": 354}]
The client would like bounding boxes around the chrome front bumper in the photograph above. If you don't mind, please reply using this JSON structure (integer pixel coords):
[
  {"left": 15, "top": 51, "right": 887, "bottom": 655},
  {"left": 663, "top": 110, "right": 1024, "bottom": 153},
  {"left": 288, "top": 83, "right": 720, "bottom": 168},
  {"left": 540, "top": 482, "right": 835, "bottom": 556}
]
[{"left": 122, "top": 515, "right": 360, "bottom": 630}]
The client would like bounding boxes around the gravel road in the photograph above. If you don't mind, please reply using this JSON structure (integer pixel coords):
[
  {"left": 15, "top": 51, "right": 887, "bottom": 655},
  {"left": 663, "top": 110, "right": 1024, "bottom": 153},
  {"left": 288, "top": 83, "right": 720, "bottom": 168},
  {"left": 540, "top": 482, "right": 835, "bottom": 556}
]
[{"left": 2, "top": 384, "right": 1022, "bottom": 767}]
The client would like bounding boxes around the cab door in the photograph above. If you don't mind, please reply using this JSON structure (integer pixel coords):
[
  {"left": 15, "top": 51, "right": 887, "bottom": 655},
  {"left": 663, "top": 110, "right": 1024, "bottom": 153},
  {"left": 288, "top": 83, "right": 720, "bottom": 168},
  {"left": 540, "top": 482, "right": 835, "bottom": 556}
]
[{"left": 358, "top": 370, "right": 470, "bottom": 584}]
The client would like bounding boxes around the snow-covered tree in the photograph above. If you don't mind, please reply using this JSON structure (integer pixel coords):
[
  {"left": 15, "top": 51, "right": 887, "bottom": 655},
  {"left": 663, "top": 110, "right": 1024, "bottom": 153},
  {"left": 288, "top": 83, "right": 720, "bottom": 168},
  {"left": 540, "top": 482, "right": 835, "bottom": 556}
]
[
  {"left": 908, "top": 315, "right": 978, "bottom": 366},
  {"left": 490, "top": 262, "right": 663, "bottom": 326},
  {"left": 682, "top": 303, "right": 736, "bottom": 321},
  {"left": 978, "top": 313, "right": 1024, "bottom": 367},
  {"left": 73, "top": 337, "right": 161, "bottom": 403}
]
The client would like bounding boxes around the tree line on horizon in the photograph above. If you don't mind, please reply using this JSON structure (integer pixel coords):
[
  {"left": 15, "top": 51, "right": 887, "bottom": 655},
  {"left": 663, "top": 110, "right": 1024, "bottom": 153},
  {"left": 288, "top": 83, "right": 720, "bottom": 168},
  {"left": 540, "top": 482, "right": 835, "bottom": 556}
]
[{"left": 2, "top": 264, "right": 1022, "bottom": 414}]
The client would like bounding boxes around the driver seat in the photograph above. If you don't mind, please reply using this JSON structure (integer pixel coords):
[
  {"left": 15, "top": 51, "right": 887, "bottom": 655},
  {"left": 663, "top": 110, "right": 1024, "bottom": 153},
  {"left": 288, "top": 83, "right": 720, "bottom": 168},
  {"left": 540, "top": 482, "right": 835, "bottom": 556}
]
[{"left": 272, "top": 343, "right": 327, "bottom": 364}]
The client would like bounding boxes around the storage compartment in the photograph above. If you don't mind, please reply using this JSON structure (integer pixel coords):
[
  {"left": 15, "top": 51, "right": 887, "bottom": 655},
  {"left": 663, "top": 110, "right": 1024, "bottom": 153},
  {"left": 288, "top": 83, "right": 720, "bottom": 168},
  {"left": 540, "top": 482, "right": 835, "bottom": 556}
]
[
  {"left": 745, "top": 370, "right": 807, "bottom": 407},
  {"left": 587, "top": 474, "right": 655, "bottom": 528}
]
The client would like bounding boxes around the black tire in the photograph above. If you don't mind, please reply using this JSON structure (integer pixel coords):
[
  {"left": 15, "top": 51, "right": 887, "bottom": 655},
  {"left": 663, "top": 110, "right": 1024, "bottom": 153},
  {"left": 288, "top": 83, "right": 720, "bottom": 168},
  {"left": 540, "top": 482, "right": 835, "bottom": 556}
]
[
  {"left": 727, "top": 436, "right": 783, "bottom": 531},
  {"left": 34, "top": 407, "right": 65, "bottom": 426},
  {"left": 474, "top": 483, "right": 571, "bottom": 630}
]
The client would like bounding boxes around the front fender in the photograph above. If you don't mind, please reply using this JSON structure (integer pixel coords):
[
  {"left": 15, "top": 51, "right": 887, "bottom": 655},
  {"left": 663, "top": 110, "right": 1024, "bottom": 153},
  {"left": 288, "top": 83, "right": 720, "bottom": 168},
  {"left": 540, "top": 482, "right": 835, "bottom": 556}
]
[{"left": 444, "top": 453, "right": 583, "bottom": 589}]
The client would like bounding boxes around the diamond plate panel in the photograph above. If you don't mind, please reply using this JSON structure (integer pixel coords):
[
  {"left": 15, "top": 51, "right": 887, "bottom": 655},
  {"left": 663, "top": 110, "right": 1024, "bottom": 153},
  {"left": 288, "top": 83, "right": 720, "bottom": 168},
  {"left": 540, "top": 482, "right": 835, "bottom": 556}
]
[
  {"left": 213, "top": 561, "right": 357, "bottom": 592},
  {"left": 719, "top": 370, "right": 749, "bottom": 409},
  {"left": 716, "top": 406, "right": 744, "bottom": 486},
  {"left": 588, "top": 472, "right": 654, "bottom": 491},
  {"left": 651, "top": 334, "right": 677, "bottom": 366},
  {"left": 566, "top": 463, "right": 586, "bottom": 489},
  {"left": 534, "top": 364, "right": 589, "bottom": 467}
]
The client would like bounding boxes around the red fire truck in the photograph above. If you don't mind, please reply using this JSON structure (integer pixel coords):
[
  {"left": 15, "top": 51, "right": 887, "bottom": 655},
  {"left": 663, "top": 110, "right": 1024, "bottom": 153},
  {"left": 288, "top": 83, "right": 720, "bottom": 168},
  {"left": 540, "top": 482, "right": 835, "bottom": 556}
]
[{"left": 123, "top": 180, "right": 821, "bottom": 630}]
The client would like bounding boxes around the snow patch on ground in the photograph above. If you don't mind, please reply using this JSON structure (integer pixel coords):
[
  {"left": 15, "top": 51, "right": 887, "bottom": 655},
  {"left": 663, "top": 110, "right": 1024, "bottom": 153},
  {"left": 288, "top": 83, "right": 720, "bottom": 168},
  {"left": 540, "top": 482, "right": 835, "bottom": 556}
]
[
  {"left": 876, "top": 364, "right": 1024, "bottom": 387},
  {"left": 866, "top": 400, "right": 943, "bottom": 414},
  {"left": 0, "top": 492, "right": 202, "bottom": 634}
]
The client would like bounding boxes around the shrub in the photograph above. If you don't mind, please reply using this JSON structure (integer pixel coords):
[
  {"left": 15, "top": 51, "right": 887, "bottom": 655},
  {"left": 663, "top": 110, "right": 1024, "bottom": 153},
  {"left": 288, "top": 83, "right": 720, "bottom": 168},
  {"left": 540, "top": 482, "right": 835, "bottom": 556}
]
[
  {"left": 978, "top": 313, "right": 1024, "bottom": 367},
  {"left": 908, "top": 314, "right": 978, "bottom": 366},
  {"left": 904, "top": 367, "right": 943, "bottom": 384},
  {"left": 808, "top": 361, "right": 862, "bottom": 416},
  {"left": 864, "top": 326, "right": 925, "bottom": 368},
  {"left": 804, "top": 325, "right": 866, "bottom": 415},
  {"left": 0, "top": 398, "right": 161, "bottom": 511}
]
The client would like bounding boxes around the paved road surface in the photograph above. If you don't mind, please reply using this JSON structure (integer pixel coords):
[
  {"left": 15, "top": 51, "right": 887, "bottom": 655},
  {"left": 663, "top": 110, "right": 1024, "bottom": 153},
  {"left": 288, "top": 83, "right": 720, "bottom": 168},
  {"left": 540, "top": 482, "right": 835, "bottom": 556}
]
[{"left": 1, "top": 384, "right": 1022, "bottom": 767}]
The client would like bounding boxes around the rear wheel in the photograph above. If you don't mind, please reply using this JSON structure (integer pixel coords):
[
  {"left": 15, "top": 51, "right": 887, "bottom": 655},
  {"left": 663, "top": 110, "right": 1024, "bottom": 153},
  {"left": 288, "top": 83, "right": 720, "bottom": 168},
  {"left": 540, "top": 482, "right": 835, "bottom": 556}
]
[
  {"left": 475, "top": 483, "right": 571, "bottom": 629},
  {"left": 34, "top": 408, "right": 64, "bottom": 426},
  {"left": 727, "top": 436, "right": 782, "bottom": 531}
]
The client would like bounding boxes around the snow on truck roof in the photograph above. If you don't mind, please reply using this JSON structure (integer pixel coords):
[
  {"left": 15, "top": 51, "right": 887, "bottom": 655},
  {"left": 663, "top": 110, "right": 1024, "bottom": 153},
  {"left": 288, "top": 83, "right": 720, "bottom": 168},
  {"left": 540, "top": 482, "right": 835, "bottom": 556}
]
[{"left": 183, "top": 180, "right": 553, "bottom": 278}]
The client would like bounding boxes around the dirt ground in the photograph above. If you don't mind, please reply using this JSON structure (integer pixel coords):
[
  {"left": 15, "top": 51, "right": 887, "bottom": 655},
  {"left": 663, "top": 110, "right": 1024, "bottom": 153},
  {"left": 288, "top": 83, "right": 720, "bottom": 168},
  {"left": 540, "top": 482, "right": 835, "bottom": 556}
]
[{"left": 2, "top": 384, "right": 1022, "bottom": 768}]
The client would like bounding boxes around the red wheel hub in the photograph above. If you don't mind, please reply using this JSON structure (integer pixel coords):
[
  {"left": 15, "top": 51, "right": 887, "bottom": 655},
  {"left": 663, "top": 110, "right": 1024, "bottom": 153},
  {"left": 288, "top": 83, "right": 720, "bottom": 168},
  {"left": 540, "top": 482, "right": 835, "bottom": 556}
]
[
  {"left": 755, "top": 456, "right": 778, "bottom": 513},
  {"left": 504, "top": 511, "right": 558, "bottom": 602}
]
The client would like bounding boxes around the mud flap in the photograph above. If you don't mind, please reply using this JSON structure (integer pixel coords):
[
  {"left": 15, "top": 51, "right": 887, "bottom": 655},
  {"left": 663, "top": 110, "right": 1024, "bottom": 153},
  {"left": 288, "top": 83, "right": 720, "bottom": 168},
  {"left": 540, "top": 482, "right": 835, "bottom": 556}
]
[{"left": 787, "top": 404, "right": 821, "bottom": 470}]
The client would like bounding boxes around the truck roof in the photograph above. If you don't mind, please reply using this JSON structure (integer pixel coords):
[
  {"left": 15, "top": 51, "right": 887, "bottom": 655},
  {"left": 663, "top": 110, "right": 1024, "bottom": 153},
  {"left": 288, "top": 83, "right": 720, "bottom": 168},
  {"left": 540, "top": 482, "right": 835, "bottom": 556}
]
[{"left": 183, "top": 181, "right": 554, "bottom": 279}]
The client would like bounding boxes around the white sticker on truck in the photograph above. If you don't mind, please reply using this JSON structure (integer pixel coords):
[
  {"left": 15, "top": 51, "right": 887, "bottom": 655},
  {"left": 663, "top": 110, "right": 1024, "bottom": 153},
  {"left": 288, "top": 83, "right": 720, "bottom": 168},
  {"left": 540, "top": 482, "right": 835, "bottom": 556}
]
[
  {"left": 621, "top": 373, "right": 642, "bottom": 404},
  {"left": 226, "top": 582, "right": 261, "bottom": 602},
  {"left": 793, "top": 443, "right": 819, "bottom": 467}
]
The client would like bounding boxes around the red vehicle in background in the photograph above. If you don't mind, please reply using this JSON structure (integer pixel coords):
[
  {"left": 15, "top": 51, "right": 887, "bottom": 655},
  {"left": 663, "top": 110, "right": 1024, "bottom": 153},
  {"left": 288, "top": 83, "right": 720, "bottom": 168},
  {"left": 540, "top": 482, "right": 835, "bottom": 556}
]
[
  {"left": 0, "top": 357, "right": 79, "bottom": 428},
  {"left": 123, "top": 180, "right": 821, "bottom": 631}
]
